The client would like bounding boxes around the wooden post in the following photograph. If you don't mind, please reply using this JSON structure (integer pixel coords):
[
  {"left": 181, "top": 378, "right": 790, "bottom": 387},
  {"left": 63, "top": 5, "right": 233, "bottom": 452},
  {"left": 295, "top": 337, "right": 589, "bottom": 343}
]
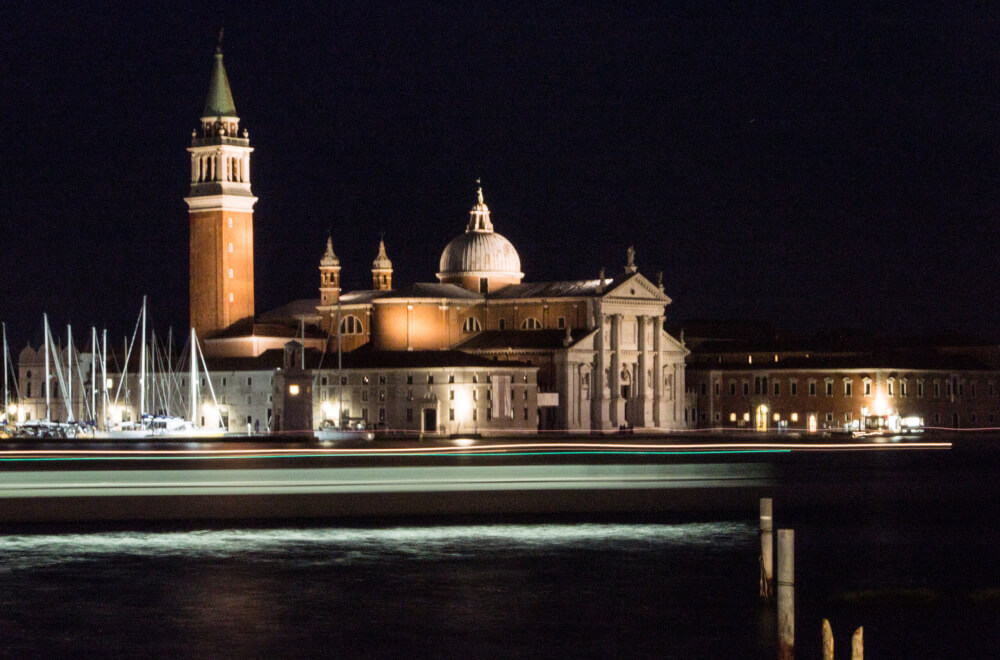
[
  {"left": 777, "top": 529, "right": 794, "bottom": 660},
  {"left": 760, "top": 497, "right": 774, "bottom": 601},
  {"left": 851, "top": 626, "right": 863, "bottom": 660},
  {"left": 821, "top": 618, "right": 833, "bottom": 660}
]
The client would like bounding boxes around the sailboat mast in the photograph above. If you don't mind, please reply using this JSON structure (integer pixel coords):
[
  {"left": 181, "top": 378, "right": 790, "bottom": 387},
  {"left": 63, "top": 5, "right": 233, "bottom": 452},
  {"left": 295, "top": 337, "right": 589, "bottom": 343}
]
[
  {"left": 91, "top": 327, "right": 97, "bottom": 424},
  {"left": 337, "top": 301, "right": 342, "bottom": 428},
  {"left": 2, "top": 322, "right": 7, "bottom": 422},
  {"left": 101, "top": 329, "right": 108, "bottom": 430},
  {"left": 140, "top": 296, "right": 147, "bottom": 419},
  {"left": 190, "top": 327, "right": 197, "bottom": 425},
  {"left": 44, "top": 314, "right": 51, "bottom": 422},
  {"left": 67, "top": 325, "right": 73, "bottom": 422}
]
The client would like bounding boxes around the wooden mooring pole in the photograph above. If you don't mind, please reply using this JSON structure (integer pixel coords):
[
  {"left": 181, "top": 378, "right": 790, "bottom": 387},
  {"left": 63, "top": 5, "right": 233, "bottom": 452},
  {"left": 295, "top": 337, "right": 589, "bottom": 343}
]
[
  {"left": 777, "top": 529, "right": 794, "bottom": 660},
  {"left": 760, "top": 497, "right": 774, "bottom": 601}
]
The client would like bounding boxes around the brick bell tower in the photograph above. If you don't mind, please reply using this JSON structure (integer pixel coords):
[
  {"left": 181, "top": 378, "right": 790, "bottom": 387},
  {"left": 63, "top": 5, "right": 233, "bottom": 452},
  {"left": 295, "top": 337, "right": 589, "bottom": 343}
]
[{"left": 185, "top": 37, "right": 257, "bottom": 338}]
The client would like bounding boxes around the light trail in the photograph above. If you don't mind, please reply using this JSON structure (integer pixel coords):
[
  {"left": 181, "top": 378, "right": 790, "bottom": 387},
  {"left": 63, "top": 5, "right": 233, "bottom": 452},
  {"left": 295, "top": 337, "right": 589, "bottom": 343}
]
[{"left": 0, "top": 440, "right": 951, "bottom": 461}]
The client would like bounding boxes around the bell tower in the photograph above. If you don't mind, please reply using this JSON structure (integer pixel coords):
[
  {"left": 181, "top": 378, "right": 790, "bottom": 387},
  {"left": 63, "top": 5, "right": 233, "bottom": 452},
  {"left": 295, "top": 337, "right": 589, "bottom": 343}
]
[
  {"left": 372, "top": 237, "right": 393, "bottom": 290},
  {"left": 185, "top": 37, "right": 257, "bottom": 338}
]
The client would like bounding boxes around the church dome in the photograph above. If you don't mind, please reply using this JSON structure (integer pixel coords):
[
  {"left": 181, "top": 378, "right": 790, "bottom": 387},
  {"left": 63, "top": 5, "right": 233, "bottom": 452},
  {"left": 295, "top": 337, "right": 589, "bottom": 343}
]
[
  {"left": 439, "top": 231, "right": 521, "bottom": 275},
  {"left": 437, "top": 184, "right": 523, "bottom": 291}
]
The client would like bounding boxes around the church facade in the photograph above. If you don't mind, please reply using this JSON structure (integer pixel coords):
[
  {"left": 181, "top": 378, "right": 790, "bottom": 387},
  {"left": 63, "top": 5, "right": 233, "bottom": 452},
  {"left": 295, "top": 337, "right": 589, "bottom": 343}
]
[{"left": 184, "top": 45, "right": 689, "bottom": 433}]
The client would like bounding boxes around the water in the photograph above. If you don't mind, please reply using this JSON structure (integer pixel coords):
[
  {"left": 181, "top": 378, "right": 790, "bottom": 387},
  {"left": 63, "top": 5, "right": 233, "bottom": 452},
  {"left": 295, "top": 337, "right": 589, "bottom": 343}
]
[
  {"left": 2, "top": 517, "right": 999, "bottom": 659},
  {"left": 0, "top": 522, "right": 768, "bottom": 659}
]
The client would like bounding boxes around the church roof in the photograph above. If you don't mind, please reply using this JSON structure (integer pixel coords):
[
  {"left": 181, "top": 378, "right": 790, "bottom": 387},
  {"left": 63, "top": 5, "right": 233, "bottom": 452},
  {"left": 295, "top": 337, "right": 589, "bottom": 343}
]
[
  {"left": 373, "top": 283, "right": 484, "bottom": 301},
  {"left": 202, "top": 48, "right": 237, "bottom": 117},
  {"left": 437, "top": 184, "right": 522, "bottom": 279},
  {"left": 488, "top": 279, "right": 611, "bottom": 299},
  {"left": 456, "top": 329, "right": 594, "bottom": 351},
  {"left": 258, "top": 299, "right": 324, "bottom": 323},
  {"left": 205, "top": 348, "right": 531, "bottom": 371}
]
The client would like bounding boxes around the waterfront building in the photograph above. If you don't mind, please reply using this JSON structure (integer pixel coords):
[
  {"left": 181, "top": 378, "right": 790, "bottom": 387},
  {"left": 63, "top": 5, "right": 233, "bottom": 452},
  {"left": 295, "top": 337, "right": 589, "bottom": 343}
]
[{"left": 683, "top": 326, "right": 1000, "bottom": 431}]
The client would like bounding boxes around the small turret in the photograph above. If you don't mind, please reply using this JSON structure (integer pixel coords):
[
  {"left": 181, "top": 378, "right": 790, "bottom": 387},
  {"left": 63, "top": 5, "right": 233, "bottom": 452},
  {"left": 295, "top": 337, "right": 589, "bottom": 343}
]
[
  {"left": 319, "top": 235, "right": 341, "bottom": 305},
  {"left": 372, "top": 237, "right": 393, "bottom": 291}
]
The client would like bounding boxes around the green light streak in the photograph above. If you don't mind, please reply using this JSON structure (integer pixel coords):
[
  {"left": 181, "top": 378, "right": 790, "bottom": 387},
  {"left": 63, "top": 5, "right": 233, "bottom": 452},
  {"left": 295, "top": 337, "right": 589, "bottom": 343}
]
[{"left": 0, "top": 449, "right": 790, "bottom": 463}]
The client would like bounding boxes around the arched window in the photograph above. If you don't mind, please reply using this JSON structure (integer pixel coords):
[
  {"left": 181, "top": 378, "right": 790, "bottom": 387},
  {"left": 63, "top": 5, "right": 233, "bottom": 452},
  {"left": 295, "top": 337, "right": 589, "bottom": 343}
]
[
  {"left": 462, "top": 317, "right": 482, "bottom": 333},
  {"left": 339, "top": 315, "right": 363, "bottom": 334},
  {"left": 521, "top": 317, "right": 541, "bottom": 330}
]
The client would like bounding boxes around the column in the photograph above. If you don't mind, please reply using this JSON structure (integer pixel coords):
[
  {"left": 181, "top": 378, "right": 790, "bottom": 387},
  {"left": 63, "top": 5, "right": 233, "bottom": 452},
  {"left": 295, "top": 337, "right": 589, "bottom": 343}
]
[
  {"left": 653, "top": 315, "right": 663, "bottom": 427},
  {"left": 591, "top": 312, "right": 608, "bottom": 430},
  {"left": 610, "top": 313, "right": 623, "bottom": 426},
  {"left": 637, "top": 315, "right": 649, "bottom": 427}
]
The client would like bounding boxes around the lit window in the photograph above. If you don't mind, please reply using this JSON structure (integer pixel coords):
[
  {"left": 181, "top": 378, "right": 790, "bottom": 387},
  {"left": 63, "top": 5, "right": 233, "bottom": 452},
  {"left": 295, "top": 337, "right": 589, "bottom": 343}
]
[
  {"left": 340, "top": 315, "right": 363, "bottom": 334},
  {"left": 729, "top": 412, "right": 736, "bottom": 422},
  {"left": 229, "top": 292, "right": 234, "bottom": 302},
  {"left": 289, "top": 384, "right": 300, "bottom": 395},
  {"left": 790, "top": 413, "right": 799, "bottom": 422}
]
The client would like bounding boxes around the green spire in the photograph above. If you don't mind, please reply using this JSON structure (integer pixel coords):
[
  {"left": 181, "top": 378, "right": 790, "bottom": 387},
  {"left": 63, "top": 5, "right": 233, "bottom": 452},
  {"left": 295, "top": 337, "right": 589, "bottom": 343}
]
[{"left": 202, "top": 45, "right": 237, "bottom": 118}]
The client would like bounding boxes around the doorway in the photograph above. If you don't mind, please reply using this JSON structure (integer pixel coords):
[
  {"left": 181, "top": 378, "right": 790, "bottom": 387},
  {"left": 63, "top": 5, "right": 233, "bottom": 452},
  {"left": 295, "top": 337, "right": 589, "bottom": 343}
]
[{"left": 423, "top": 408, "right": 437, "bottom": 433}]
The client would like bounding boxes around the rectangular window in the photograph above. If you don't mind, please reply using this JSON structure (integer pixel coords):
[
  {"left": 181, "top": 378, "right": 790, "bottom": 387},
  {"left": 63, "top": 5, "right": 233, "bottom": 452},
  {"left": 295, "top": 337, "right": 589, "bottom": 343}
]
[
  {"left": 473, "top": 374, "right": 479, "bottom": 384},
  {"left": 557, "top": 317, "right": 566, "bottom": 329},
  {"left": 379, "top": 408, "right": 385, "bottom": 423},
  {"left": 449, "top": 374, "right": 455, "bottom": 384},
  {"left": 362, "top": 408, "right": 368, "bottom": 421},
  {"left": 701, "top": 383, "right": 707, "bottom": 396},
  {"left": 473, "top": 390, "right": 479, "bottom": 401},
  {"left": 487, "top": 407, "right": 492, "bottom": 421},
  {"left": 790, "top": 381, "right": 797, "bottom": 396},
  {"left": 378, "top": 390, "right": 385, "bottom": 401},
  {"left": 825, "top": 381, "right": 833, "bottom": 396},
  {"left": 407, "top": 375, "right": 413, "bottom": 385},
  {"left": 449, "top": 389, "right": 455, "bottom": 400},
  {"left": 246, "top": 395, "right": 252, "bottom": 405},
  {"left": 473, "top": 409, "right": 478, "bottom": 421},
  {"left": 773, "top": 382, "right": 780, "bottom": 396},
  {"left": 918, "top": 381, "right": 924, "bottom": 398},
  {"left": 714, "top": 382, "right": 720, "bottom": 396},
  {"left": 864, "top": 381, "right": 871, "bottom": 396},
  {"left": 809, "top": 382, "right": 816, "bottom": 396},
  {"left": 934, "top": 381, "right": 941, "bottom": 398},
  {"left": 730, "top": 382, "right": 736, "bottom": 396},
  {"left": 901, "top": 381, "right": 907, "bottom": 397},
  {"left": 362, "top": 391, "right": 368, "bottom": 401},
  {"left": 523, "top": 407, "right": 529, "bottom": 420},
  {"left": 743, "top": 382, "right": 749, "bottom": 396},
  {"left": 825, "top": 412, "right": 833, "bottom": 422},
  {"left": 498, "top": 319, "right": 506, "bottom": 330},
  {"left": 407, "top": 389, "right": 413, "bottom": 401},
  {"left": 406, "top": 408, "right": 413, "bottom": 422},
  {"left": 449, "top": 408, "right": 455, "bottom": 421},
  {"left": 427, "top": 375, "right": 434, "bottom": 384},
  {"left": 379, "top": 375, "right": 386, "bottom": 385},
  {"left": 341, "top": 376, "right": 347, "bottom": 386},
  {"left": 247, "top": 377, "right": 252, "bottom": 386},
  {"left": 844, "top": 381, "right": 852, "bottom": 396}
]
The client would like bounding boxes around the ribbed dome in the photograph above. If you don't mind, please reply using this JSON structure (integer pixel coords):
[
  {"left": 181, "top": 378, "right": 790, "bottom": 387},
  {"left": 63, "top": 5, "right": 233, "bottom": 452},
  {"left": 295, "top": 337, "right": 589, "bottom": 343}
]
[{"left": 439, "top": 230, "right": 522, "bottom": 275}]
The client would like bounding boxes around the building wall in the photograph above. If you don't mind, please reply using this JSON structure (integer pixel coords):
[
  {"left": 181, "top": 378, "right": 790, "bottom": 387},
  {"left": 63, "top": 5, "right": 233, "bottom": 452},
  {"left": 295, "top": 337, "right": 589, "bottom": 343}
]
[
  {"left": 312, "top": 366, "right": 538, "bottom": 435},
  {"left": 189, "top": 209, "right": 254, "bottom": 337},
  {"left": 688, "top": 367, "right": 1000, "bottom": 430}
]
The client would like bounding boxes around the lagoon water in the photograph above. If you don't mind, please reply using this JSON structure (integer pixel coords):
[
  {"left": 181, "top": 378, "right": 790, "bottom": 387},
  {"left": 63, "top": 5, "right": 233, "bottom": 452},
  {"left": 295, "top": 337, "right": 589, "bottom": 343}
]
[{"left": 1, "top": 516, "right": 999, "bottom": 659}]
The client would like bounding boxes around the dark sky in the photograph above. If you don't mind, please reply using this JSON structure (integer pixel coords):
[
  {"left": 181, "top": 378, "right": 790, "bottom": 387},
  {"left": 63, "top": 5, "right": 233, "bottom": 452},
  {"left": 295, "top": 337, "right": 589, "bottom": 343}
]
[{"left": 3, "top": 1, "right": 1000, "bottom": 351}]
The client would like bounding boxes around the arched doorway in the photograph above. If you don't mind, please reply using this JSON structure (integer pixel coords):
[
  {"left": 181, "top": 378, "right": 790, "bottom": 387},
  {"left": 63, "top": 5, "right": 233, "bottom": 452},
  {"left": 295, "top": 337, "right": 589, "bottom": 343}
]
[{"left": 755, "top": 405, "right": 769, "bottom": 432}]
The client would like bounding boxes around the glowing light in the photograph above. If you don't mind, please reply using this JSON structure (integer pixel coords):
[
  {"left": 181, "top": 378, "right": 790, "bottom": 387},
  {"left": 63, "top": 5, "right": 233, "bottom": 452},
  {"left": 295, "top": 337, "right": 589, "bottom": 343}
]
[
  {"left": 289, "top": 384, "right": 300, "bottom": 396},
  {"left": 729, "top": 413, "right": 736, "bottom": 422},
  {"left": 105, "top": 378, "right": 113, "bottom": 389},
  {"left": 772, "top": 413, "right": 780, "bottom": 422},
  {"left": 874, "top": 393, "right": 888, "bottom": 416},
  {"left": 321, "top": 401, "right": 338, "bottom": 420},
  {"left": 808, "top": 414, "right": 817, "bottom": 432},
  {"left": 743, "top": 412, "right": 750, "bottom": 422},
  {"left": 790, "top": 413, "right": 798, "bottom": 423}
]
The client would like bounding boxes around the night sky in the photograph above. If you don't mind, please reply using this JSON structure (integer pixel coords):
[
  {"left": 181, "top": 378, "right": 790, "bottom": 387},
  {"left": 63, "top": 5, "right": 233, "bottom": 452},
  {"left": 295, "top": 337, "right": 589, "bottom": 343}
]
[{"left": 3, "top": 2, "right": 1000, "bottom": 352}]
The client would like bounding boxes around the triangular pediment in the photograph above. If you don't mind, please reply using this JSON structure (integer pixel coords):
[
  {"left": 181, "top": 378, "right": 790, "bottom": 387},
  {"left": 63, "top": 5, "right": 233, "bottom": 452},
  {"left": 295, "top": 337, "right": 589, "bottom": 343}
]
[{"left": 602, "top": 273, "right": 672, "bottom": 304}]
